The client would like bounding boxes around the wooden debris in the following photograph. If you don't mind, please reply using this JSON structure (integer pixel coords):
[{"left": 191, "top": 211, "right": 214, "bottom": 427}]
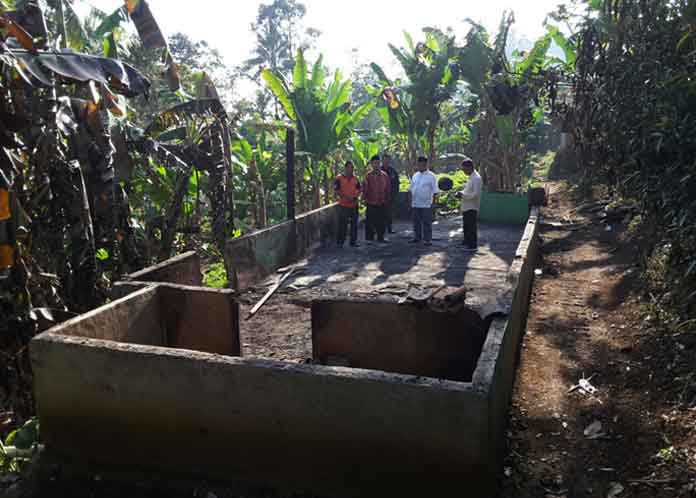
[{"left": 246, "top": 267, "right": 295, "bottom": 320}]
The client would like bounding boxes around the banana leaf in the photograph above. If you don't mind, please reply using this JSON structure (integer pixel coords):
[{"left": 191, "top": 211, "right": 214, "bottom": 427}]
[
  {"left": 144, "top": 99, "right": 226, "bottom": 137},
  {"left": 7, "top": 48, "right": 150, "bottom": 97},
  {"left": 124, "top": 0, "right": 166, "bottom": 49}
]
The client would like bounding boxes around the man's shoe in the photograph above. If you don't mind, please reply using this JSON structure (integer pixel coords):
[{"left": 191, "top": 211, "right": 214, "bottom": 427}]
[
  {"left": 424, "top": 241, "right": 432, "bottom": 247},
  {"left": 463, "top": 246, "right": 477, "bottom": 253},
  {"left": 350, "top": 242, "right": 360, "bottom": 248},
  {"left": 408, "top": 239, "right": 421, "bottom": 244}
]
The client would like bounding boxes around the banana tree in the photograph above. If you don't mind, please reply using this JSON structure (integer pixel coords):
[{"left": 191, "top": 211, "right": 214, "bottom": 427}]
[
  {"left": 262, "top": 50, "right": 373, "bottom": 210},
  {"left": 371, "top": 28, "right": 462, "bottom": 166},
  {"left": 349, "top": 135, "right": 380, "bottom": 178},
  {"left": 231, "top": 132, "right": 280, "bottom": 229},
  {"left": 458, "top": 14, "right": 557, "bottom": 191}
]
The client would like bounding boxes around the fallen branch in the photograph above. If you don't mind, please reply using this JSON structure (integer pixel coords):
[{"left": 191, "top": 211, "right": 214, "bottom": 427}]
[{"left": 245, "top": 267, "right": 295, "bottom": 320}]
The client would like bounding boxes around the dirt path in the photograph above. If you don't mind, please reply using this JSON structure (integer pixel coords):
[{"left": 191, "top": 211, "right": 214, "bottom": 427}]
[{"left": 501, "top": 181, "right": 696, "bottom": 498}]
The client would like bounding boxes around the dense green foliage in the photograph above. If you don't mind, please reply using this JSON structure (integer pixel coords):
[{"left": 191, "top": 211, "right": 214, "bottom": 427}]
[{"left": 565, "top": 0, "right": 696, "bottom": 313}]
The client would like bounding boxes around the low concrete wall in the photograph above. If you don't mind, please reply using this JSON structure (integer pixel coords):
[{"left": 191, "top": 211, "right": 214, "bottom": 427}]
[
  {"left": 47, "top": 285, "right": 241, "bottom": 356},
  {"left": 31, "top": 210, "right": 540, "bottom": 498},
  {"left": 123, "top": 251, "right": 202, "bottom": 287},
  {"left": 472, "top": 207, "right": 540, "bottom": 468},
  {"left": 32, "top": 337, "right": 490, "bottom": 497},
  {"left": 225, "top": 204, "right": 339, "bottom": 290},
  {"left": 312, "top": 299, "right": 487, "bottom": 382},
  {"left": 54, "top": 286, "right": 165, "bottom": 346}
]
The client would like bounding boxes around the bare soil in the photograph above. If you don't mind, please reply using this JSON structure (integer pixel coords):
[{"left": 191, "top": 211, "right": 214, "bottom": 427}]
[{"left": 500, "top": 180, "right": 696, "bottom": 498}]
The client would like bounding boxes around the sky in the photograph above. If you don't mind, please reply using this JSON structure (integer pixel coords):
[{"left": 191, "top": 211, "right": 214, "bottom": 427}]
[{"left": 79, "top": 0, "right": 563, "bottom": 97}]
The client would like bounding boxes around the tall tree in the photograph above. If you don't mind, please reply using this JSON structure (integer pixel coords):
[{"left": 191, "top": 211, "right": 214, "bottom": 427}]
[
  {"left": 262, "top": 50, "right": 373, "bottom": 209},
  {"left": 371, "top": 28, "right": 462, "bottom": 165},
  {"left": 243, "top": 0, "right": 320, "bottom": 116}
]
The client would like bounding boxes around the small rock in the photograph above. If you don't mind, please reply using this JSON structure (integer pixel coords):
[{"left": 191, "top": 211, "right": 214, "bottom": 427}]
[
  {"left": 607, "top": 482, "right": 624, "bottom": 497},
  {"left": 584, "top": 420, "right": 604, "bottom": 439}
]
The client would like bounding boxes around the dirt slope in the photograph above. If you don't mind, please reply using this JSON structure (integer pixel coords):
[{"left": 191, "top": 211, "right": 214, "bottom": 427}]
[{"left": 501, "top": 181, "right": 696, "bottom": 498}]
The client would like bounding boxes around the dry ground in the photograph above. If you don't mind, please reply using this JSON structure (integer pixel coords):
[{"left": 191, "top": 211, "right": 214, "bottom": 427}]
[{"left": 500, "top": 181, "right": 696, "bottom": 498}]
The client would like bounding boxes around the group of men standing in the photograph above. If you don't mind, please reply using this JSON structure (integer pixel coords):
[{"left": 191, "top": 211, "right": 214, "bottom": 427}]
[{"left": 334, "top": 154, "right": 482, "bottom": 252}]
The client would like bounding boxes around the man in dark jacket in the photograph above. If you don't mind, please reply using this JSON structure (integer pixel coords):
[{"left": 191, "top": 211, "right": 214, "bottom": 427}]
[
  {"left": 382, "top": 154, "right": 400, "bottom": 234},
  {"left": 363, "top": 155, "right": 391, "bottom": 243}
]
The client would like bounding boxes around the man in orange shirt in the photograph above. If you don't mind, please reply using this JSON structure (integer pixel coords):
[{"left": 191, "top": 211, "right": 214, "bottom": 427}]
[
  {"left": 334, "top": 160, "right": 361, "bottom": 247},
  {"left": 362, "top": 155, "right": 391, "bottom": 243}
]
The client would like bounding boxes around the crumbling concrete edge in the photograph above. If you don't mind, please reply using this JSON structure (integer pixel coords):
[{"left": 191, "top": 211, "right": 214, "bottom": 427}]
[{"left": 471, "top": 206, "right": 540, "bottom": 477}]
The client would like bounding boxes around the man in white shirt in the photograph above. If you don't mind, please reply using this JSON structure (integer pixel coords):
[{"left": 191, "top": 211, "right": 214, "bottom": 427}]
[
  {"left": 409, "top": 156, "right": 439, "bottom": 246},
  {"left": 456, "top": 157, "right": 483, "bottom": 252}
]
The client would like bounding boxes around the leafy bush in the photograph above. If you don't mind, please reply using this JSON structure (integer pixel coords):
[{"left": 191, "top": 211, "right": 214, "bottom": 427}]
[
  {"left": 203, "top": 263, "right": 228, "bottom": 289},
  {"left": 569, "top": 0, "right": 696, "bottom": 314},
  {"left": 0, "top": 418, "right": 40, "bottom": 473}
]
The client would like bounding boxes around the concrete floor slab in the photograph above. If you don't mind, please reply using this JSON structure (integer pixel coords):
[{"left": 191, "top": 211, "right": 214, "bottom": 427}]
[{"left": 240, "top": 217, "right": 524, "bottom": 361}]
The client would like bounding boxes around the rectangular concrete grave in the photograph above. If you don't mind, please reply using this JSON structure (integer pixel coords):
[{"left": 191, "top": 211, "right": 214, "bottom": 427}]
[
  {"left": 31, "top": 208, "right": 540, "bottom": 498},
  {"left": 312, "top": 299, "right": 488, "bottom": 382}
]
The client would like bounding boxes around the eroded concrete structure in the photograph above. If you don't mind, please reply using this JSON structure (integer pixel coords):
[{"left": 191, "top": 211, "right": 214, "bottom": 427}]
[{"left": 31, "top": 200, "right": 539, "bottom": 498}]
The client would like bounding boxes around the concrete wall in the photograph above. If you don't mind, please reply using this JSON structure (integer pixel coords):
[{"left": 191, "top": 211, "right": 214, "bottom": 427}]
[
  {"left": 30, "top": 210, "right": 541, "bottom": 498},
  {"left": 31, "top": 337, "right": 491, "bottom": 497},
  {"left": 51, "top": 285, "right": 241, "bottom": 356},
  {"left": 123, "top": 251, "right": 202, "bottom": 287},
  {"left": 157, "top": 284, "right": 241, "bottom": 356},
  {"left": 53, "top": 286, "right": 166, "bottom": 346},
  {"left": 312, "top": 299, "right": 487, "bottom": 382},
  {"left": 472, "top": 207, "right": 540, "bottom": 467},
  {"left": 225, "top": 204, "right": 339, "bottom": 290}
]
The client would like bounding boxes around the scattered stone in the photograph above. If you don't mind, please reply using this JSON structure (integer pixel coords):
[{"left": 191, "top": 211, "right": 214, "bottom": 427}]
[
  {"left": 607, "top": 482, "right": 625, "bottom": 497},
  {"left": 584, "top": 420, "right": 605, "bottom": 439}
]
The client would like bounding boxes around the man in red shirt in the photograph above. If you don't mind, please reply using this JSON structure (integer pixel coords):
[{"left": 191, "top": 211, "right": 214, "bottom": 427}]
[
  {"left": 334, "top": 160, "right": 361, "bottom": 247},
  {"left": 362, "top": 155, "right": 391, "bottom": 243}
]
